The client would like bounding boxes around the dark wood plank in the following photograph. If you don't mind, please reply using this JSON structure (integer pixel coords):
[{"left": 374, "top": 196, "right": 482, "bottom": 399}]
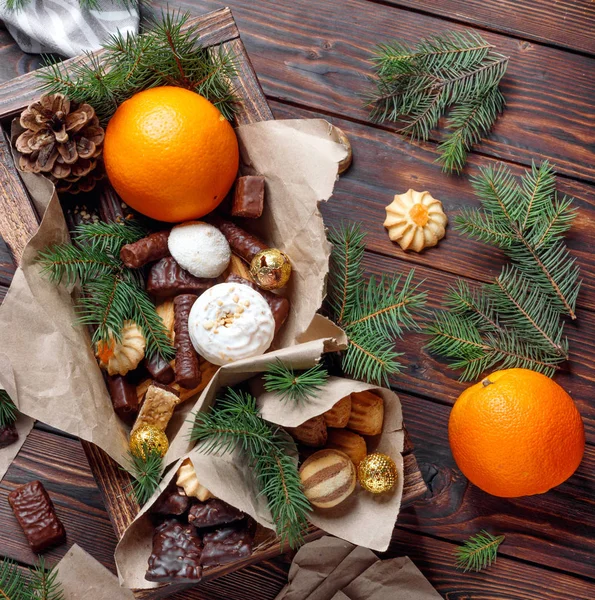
[
  {"left": 386, "top": 528, "right": 595, "bottom": 600},
  {"left": 186, "top": 0, "right": 595, "bottom": 182},
  {"left": 269, "top": 101, "right": 595, "bottom": 313},
  {"left": 384, "top": 0, "right": 595, "bottom": 55},
  {"left": 399, "top": 393, "right": 595, "bottom": 580}
]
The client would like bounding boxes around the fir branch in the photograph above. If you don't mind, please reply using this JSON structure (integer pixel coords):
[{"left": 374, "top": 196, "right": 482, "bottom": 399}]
[
  {"left": 263, "top": 360, "right": 329, "bottom": 403},
  {"left": 126, "top": 445, "right": 164, "bottom": 506},
  {"left": 0, "top": 557, "right": 65, "bottom": 600},
  {"left": 455, "top": 531, "right": 505, "bottom": 572},
  {"left": 72, "top": 220, "right": 147, "bottom": 255},
  {"left": 443, "top": 280, "right": 503, "bottom": 334},
  {"left": 367, "top": 30, "right": 508, "bottom": 172},
  {"left": 0, "top": 390, "right": 18, "bottom": 428},
  {"left": 191, "top": 389, "right": 310, "bottom": 548},
  {"left": 29, "top": 558, "right": 65, "bottom": 600},
  {"left": 0, "top": 557, "right": 25, "bottom": 600},
  {"left": 37, "top": 10, "right": 238, "bottom": 124}
]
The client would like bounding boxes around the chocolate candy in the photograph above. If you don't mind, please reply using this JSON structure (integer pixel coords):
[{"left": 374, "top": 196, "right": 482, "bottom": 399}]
[
  {"left": 152, "top": 485, "right": 191, "bottom": 516},
  {"left": 174, "top": 295, "right": 202, "bottom": 389},
  {"left": 106, "top": 375, "right": 139, "bottom": 426},
  {"left": 144, "top": 354, "right": 175, "bottom": 385},
  {"left": 8, "top": 481, "right": 66, "bottom": 553},
  {"left": 146, "top": 519, "right": 203, "bottom": 582},
  {"left": 147, "top": 257, "right": 213, "bottom": 298},
  {"left": 188, "top": 498, "right": 245, "bottom": 529},
  {"left": 0, "top": 423, "right": 19, "bottom": 449},
  {"left": 201, "top": 526, "right": 253, "bottom": 568},
  {"left": 231, "top": 176, "right": 265, "bottom": 219},
  {"left": 209, "top": 216, "right": 268, "bottom": 263},
  {"left": 225, "top": 274, "right": 289, "bottom": 334},
  {"left": 120, "top": 231, "right": 170, "bottom": 269}
]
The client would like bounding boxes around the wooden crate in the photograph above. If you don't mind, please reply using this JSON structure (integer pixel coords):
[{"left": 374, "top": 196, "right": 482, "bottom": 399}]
[{"left": 0, "top": 8, "right": 427, "bottom": 598}]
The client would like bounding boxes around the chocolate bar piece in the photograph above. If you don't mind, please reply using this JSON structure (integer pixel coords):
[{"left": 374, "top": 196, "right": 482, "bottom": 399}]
[
  {"left": 147, "top": 257, "right": 213, "bottom": 298},
  {"left": 209, "top": 216, "right": 268, "bottom": 263},
  {"left": 144, "top": 354, "right": 175, "bottom": 385},
  {"left": 188, "top": 498, "right": 245, "bottom": 529},
  {"left": 8, "top": 481, "right": 66, "bottom": 553},
  {"left": 225, "top": 274, "right": 289, "bottom": 334},
  {"left": 120, "top": 231, "right": 171, "bottom": 269},
  {"left": 201, "top": 526, "right": 253, "bottom": 568},
  {"left": 146, "top": 519, "right": 203, "bottom": 582},
  {"left": 174, "top": 295, "right": 202, "bottom": 389},
  {"left": 152, "top": 485, "right": 191, "bottom": 516},
  {"left": 231, "top": 176, "right": 265, "bottom": 219},
  {"left": 106, "top": 375, "right": 139, "bottom": 426},
  {"left": 0, "top": 423, "right": 19, "bottom": 449}
]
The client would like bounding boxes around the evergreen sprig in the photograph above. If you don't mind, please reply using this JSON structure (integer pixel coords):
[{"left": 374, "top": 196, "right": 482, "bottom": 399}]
[
  {"left": 367, "top": 30, "right": 509, "bottom": 173},
  {"left": 37, "top": 220, "right": 175, "bottom": 361},
  {"left": 326, "top": 223, "right": 427, "bottom": 385},
  {"left": 126, "top": 445, "right": 164, "bottom": 506},
  {"left": 427, "top": 161, "right": 579, "bottom": 380},
  {"left": 455, "top": 530, "right": 505, "bottom": 572},
  {"left": 191, "top": 388, "right": 311, "bottom": 548},
  {"left": 0, "top": 390, "right": 18, "bottom": 428},
  {"left": 263, "top": 360, "right": 329, "bottom": 403},
  {"left": 0, "top": 557, "right": 65, "bottom": 600},
  {"left": 36, "top": 10, "right": 238, "bottom": 124}
]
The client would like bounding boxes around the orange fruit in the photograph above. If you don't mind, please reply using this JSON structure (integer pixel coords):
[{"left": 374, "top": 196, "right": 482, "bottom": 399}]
[
  {"left": 103, "top": 86, "right": 239, "bottom": 222},
  {"left": 449, "top": 368, "right": 584, "bottom": 498}
]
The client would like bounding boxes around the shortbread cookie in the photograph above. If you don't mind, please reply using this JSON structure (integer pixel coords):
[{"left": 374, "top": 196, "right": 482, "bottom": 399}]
[
  {"left": 326, "top": 428, "right": 367, "bottom": 466},
  {"left": 176, "top": 459, "right": 213, "bottom": 501},
  {"left": 348, "top": 390, "right": 384, "bottom": 436},
  {"left": 288, "top": 415, "right": 328, "bottom": 447},
  {"left": 322, "top": 395, "right": 351, "bottom": 428}
]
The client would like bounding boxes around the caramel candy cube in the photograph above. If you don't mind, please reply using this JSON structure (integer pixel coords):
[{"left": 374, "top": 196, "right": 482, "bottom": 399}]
[{"left": 231, "top": 175, "right": 265, "bottom": 218}]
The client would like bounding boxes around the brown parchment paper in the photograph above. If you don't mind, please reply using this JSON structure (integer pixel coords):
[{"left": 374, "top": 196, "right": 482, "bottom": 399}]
[
  {"left": 115, "top": 376, "right": 404, "bottom": 589},
  {"left": 276, "top": 537, "right": 443, "bottom": 600},
  {"left": 0, "top": 119, "right": 347, "bottom": 472},
  {"left": 56, "top": 544, "right": 136, "bottom": 600}
]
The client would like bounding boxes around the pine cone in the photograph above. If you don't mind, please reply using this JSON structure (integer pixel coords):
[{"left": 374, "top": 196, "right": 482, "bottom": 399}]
[{"left": 15, "top": 93, "right": 105, "bottom": 194}]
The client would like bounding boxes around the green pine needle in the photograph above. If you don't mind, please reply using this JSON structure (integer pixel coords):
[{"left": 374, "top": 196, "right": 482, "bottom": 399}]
[
  {"left": 455, "top": 531, "right": 505, "bottom": 572},
  {"left": 37, "top": 9, "right": 238, "bottom": 124},
  {"left": 191, "top": 388, "right": 310, "bottom": 549},
  {"left": 126, "top": 444, "right": 164, "bottom": 506},
  {"left": 263, "top": 360, "right": 329, "bottom": 403},
  {"left": 0, "top": 390, "right": 18, "bottom": 428},
  {"left": 0, "top": 556, "right": 65, "bottom": 600},
  {"left": 38, "top": 221, "right": 174, "bottom": 361},
  {"left": 0, "top": 557, "right": 24, "bottom": 600},
  {"left": 327, "top": 223, "right": 426, "bottom": 385},
  {"left": 366, "top": 30, "right": 508, "bottom": 173},
  {"left": 29, "top": 557, "right": 65, "bottom": 600}
]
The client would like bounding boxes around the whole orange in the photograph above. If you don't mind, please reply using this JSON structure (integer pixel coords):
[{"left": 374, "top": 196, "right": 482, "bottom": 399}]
[
  {"left": 449, "top": 368, "right": 584, "bottom": 498},
  {"left": 103, "top": 87, "right": 239, "bottom": 222}
]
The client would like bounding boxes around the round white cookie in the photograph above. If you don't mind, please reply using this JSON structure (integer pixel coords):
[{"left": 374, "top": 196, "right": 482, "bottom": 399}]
[
  {"left": 188, "top": 282, "right": 275, "bottom": 365},
  {"left": 168, "top": 221, "right": 231, "bottom": 278}
]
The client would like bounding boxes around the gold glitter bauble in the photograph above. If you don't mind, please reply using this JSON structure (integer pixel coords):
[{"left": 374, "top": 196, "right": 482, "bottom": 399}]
[
  {"left": 250, "top": 248, "right": 292, "bottom": 290},
  {"left": 129, "top": 424, "right": 169, "bottom": 459},
  {"left": 357, "top": 452, "right": 398, "bottom": 494}
]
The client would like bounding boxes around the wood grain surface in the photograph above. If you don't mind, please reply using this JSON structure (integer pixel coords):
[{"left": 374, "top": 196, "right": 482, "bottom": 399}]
[{"left": 1, "top": 1, "right": 595, "bottom": 599}]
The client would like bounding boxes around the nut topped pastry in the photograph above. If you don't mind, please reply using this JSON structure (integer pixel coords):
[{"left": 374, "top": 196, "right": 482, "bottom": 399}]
[
  {"left": 188, "top": 282, "right": 275, "bottom": 365},
  {"left": 384, "top": 189, "right": 447, "bottom": 252}
]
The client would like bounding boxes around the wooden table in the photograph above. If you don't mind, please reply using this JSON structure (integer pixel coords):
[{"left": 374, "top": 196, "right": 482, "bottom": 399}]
[{"left": 1, "top": 1, "right": 594, "bottom": 598}]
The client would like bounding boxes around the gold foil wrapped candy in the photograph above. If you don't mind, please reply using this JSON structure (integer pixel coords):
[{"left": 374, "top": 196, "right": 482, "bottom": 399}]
[
  {"left": 384, "top": 189, "right": 447, "bottom": 252},
  {"left": 357, "top": 452, "right": 398, "bottom": 494},
  {"left": 250, "top": 248, "right": 292, "bottom": 290},
  {"left": 129, "top": 424, "right": 169, "bottom": 459}
]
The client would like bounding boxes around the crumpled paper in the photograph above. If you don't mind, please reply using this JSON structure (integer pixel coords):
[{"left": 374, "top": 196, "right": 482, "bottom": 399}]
[
  {"left": 115, "top": 375, "right": 404, "bottom": 590},
  {"left": 0, "top": 119, "right": 347, "bottom": 473},
  {"left": 275, "top": 536, "right": 443, "bottom": 600}
]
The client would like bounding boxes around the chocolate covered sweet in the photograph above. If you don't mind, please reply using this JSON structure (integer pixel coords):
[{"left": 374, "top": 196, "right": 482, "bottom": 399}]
[
  {"left": 209, "top": 216, "right": 268, "bottom": 263},
  {"left": 225, "top": 274, "right": 289, "bottom": 334},
  {"left": 144, "top": 353, "right": 175, "bottom": 384},
  {"left": 147, "top": 257, "right": 213, "bottom": 298},
  {"left": 0, "top": 423, "right": 19, "bottom": 449},
  {"left": 8, "top": 480, "right": 66, "bottom": 553},
  {"left": 174, "top": 294, "right": 202, "bottom": 389},
  {"left": 231, "top": 176, "right": 265, "bottom": 218},
  {"left": 188, "top": 282, "right": 275, "bottom": 365},
  {"left": 106, "top": 374, "right": 139, "bottom": 426},
  {"left": 145, "top": 519, "right": 203, "bottom": 582},
  {"left": 188, "top": 498, "right": 245, "bottom": 529},
  {"left": 120, "top": 230, "right": 170, "bottom": 268},
  {"left": 152, "top": 485, "right": 191, "bottom": 516},
  {"left": 201, "top": 526, "right": 253, "bottom": 568}
]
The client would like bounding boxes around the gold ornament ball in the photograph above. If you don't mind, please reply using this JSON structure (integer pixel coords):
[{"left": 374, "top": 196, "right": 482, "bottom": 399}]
[
  {"left": 250, "top": 248, "right": 292, "bottom": 290},
  {"left": 357, "top": 452, "right": 398, "bottom": 494},
  {"left": 129, "top": 424, "right": 169, "bottom": 459}
]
